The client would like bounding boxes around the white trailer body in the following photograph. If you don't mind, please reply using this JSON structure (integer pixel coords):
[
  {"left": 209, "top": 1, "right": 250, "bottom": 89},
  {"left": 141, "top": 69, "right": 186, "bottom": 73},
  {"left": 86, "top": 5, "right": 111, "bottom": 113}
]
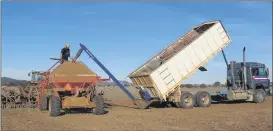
[{"left": 128, "top": 20, "right": 231, "bottom": 101}]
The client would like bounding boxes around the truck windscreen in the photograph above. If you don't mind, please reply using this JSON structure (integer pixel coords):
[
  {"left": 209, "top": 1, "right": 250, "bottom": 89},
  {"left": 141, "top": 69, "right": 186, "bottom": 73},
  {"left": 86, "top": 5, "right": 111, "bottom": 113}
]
[{"left": 251, "top": 67, "right": 267, "bottom": 77}]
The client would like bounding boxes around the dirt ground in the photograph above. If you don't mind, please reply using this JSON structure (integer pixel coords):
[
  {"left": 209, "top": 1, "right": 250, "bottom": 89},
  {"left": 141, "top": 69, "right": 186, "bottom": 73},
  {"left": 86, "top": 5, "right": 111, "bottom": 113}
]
[{"left": 1, "top": 87, "right": 272, "bottom": 131}]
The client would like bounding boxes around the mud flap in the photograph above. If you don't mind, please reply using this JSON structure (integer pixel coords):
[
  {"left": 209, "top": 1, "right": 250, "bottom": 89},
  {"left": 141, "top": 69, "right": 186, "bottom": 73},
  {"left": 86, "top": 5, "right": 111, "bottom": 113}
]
[{"left": 139, "top": 86, "right": 152, "bottom": 102}]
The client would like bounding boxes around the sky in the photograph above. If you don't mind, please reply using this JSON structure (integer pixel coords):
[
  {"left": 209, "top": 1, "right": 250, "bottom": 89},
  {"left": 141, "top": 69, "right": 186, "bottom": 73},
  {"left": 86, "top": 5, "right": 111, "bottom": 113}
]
[{"left": 1, "top": 2, "right": 272, "bottom": 84}]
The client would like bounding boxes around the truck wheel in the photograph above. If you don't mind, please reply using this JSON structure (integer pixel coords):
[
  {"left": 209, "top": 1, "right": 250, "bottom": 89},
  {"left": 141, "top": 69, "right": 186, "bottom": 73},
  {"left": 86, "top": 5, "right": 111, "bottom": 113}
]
[
  {"left": 93, "top": 95, "right": 105, "bottom": 115},
  {"left": 195, "top": 91, "right": 211, "bottom": 107},
  {"left": 176, "top": 91, "right": 194, "bottom": 109},
  {"left": 49, "top": 96, "right": 61, "bottom": 117},
  {"left": 253, "top": 89, "right": 266, "bottom": 103},
  {"left": 194, "top": 91, "right": 201, "bottom": 107},
  {"left": 39, "top": 95, "right": 48, "bottom": 111}
]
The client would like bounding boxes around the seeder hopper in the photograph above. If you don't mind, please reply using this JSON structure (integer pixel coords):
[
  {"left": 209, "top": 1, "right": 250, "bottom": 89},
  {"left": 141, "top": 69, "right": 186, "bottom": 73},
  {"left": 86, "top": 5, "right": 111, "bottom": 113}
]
[{"left": 32, "top": 48, "right": 109, "bottom": 116}]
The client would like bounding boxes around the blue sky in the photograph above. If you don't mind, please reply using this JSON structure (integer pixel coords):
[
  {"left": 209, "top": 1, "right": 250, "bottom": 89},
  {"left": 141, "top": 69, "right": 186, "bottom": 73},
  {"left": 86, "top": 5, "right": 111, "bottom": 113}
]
[{"left": 2, "top": 2, "right": 272, "bottom": 84}]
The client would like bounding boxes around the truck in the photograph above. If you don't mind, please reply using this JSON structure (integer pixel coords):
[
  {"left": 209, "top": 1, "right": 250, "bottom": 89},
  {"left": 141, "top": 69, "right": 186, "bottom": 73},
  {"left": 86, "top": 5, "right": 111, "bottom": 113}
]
[
  {"left": 126, "top": 20, "right": 269, "bottom": 109},
  {"left": 215, "top": 47, "right": 271, "bottom": 103}
]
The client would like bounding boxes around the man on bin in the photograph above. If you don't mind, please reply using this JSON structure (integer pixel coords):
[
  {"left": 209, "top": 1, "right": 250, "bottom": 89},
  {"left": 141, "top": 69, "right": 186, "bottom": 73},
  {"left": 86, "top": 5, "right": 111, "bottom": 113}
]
[
  {"left": 61, "top": 44, "right": 71, "bottom": 61},
  {"left": 60, "top": 44, "right": 75, "bottom": 63}
]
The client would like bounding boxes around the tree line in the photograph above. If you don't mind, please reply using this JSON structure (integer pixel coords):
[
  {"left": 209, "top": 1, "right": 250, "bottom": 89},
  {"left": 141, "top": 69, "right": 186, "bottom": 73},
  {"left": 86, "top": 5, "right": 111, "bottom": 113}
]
[
  {"left": 1, "top": 77, "right": 28, "bottom": 87},
  {"left": 181, "top": 81, "right": 225, "bottom": 88}
]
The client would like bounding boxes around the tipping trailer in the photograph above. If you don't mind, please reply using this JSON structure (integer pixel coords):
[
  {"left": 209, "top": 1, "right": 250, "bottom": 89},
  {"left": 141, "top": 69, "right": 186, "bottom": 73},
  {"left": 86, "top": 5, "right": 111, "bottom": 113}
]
[
  {"left": 127, "top": 20, "right": 269, "bottom": 109},
  {"left": 128, "top": 20, "right": 232, "bottom": 108}
]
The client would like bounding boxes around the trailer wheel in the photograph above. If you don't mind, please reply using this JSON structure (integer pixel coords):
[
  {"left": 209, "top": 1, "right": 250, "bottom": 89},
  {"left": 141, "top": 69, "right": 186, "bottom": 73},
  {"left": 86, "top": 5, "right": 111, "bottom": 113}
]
[
  {"left": 49, "top": 96, "right": 61, "bottom": 117},
  {"left": 193, "top": 91, "right": 201, "bottom": 107},
  {"left": 176, "top": 91, "right": 194, "bottom": 109},
  {"left": 253, "top": 89, "right": 266, "bottom": 103},
  {"left": 195, "top": 91, "right": 211, "bottom": 107},
  {"left": 93, "top": 95, "right": 105, "bottom": 115},
  {"left": 39, "top": 95, "right": 48, "bottom": 111}
]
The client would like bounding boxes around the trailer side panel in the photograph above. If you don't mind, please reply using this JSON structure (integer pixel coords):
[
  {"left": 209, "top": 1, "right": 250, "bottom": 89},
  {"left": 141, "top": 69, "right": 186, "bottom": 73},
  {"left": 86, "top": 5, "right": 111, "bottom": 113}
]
[{"left": 150, "top": 21, "right": 231, "bottom": 100}]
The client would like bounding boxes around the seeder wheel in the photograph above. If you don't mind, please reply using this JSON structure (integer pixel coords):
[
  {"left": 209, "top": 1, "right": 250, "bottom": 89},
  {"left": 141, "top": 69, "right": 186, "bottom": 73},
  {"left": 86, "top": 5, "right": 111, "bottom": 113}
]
[
  {"left": 38, "top": 94, "right": 48, "bottom": 111},
  {"left": 92, "top": 95, "right": 105, "bottom": 115},
  {"left": 49, "top": 96, "right": 61, "bottom": 117}
]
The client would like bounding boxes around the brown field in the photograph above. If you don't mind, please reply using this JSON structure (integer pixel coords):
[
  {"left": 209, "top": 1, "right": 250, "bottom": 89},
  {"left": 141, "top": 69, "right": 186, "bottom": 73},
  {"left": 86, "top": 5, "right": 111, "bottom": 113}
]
[{"left": 2, "top": 86, "right": 272, "bottom": 131}]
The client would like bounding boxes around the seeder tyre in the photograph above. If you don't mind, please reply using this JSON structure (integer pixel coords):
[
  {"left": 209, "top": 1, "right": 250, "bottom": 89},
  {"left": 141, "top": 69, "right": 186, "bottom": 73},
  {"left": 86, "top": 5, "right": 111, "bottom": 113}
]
[
  {"left": 93, "top": 95, "right": 105, "bottom": 115},
  {"left": 39, "top": 95, "right": 48, "bottom": 111},
  {"left": 49, "top": 96, "right": 61, "bottom": 117}
]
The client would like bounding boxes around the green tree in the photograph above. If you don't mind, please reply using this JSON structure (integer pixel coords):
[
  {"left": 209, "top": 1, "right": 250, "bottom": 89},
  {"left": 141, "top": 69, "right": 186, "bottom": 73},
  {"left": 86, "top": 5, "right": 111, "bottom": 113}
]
[{"left": 213, "top": 81, "right": 221, "bottom": 87}]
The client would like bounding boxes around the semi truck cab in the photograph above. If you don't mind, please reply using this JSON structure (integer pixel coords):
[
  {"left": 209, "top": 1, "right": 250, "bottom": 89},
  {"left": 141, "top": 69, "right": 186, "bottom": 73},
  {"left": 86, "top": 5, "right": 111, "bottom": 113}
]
[
  {"left": 226, "top": 61, "right": 271, "bottom": 95},
  {"left": 250, "top": 63, "right": 271, "bottom": 94}
]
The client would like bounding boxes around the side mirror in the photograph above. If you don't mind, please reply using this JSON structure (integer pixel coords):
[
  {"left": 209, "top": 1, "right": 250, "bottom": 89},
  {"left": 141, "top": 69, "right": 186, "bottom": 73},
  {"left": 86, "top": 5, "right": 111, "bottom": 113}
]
[{"left": 266, "top": 68, "right": 269, "bottom": 78}]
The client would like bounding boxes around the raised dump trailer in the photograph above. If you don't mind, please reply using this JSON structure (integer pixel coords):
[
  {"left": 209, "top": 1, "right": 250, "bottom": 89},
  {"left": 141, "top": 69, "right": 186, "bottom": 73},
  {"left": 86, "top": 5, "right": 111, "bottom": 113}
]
[{"left": 128, "top": 20, "right": 231, "bottom": 108}]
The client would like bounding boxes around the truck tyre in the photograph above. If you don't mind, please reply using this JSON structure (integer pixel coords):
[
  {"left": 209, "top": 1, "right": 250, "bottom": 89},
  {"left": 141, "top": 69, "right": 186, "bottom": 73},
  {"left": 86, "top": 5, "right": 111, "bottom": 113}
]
[
  {"left": 193, "top": 91, "right": 201, "bottom": 107},
  {"left": 93, "top": 95, "right": 105, "bottom": 115},
  {"left": 39, "top": 95, "right": 48, "bottom": 111},
  {"left": 176, "top": 91, "right": 194, "bottom": 109},
  {"left": 195, "top": 91, "right": 211, "bottom": 107},
  {"left": 253, "top": 89, "right": 266, "bottom": 103},
  {"left": 49, "top": 96, "right": 61, "bottom": 117}
]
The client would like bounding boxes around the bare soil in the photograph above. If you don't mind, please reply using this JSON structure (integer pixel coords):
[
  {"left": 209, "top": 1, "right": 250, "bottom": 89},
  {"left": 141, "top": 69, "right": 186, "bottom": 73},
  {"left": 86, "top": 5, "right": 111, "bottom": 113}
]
[{"left": 1, "top": 87, "right": 272, "bottom": 131}]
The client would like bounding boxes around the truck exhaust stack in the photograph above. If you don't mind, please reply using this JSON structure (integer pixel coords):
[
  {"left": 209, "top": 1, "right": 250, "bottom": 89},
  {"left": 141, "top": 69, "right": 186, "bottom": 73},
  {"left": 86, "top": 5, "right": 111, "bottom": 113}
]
[{"left": 243, "top": 47, "right": 247, "bottom": 90}]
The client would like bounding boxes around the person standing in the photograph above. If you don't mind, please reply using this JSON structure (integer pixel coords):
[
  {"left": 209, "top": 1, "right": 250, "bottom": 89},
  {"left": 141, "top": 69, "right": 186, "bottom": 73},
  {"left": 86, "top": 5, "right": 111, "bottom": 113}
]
[{"left": 61, "top": 44, "right": 71, "bottom": 62}]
